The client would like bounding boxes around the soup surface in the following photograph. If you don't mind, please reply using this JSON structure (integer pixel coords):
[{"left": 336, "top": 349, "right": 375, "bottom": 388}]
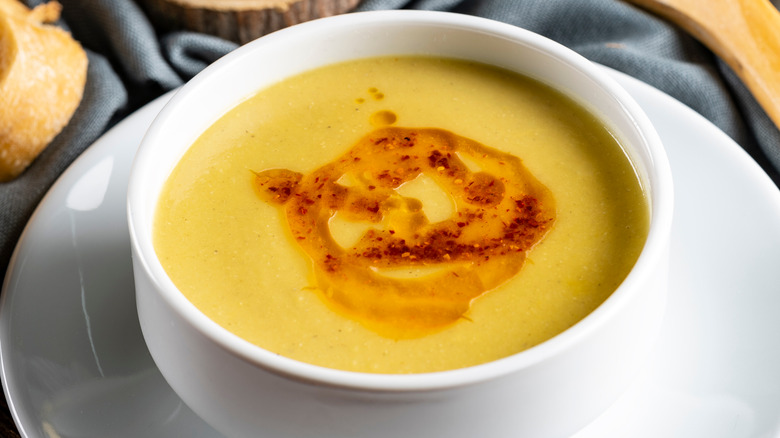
[{"left": 154, "top": 56, "right": 649, "bottom": 373}]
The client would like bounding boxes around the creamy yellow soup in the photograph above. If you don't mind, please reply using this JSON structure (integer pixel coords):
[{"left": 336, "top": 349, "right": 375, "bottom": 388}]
[{"left": 154, "top": 56, "right": 649, "bottom": 374}]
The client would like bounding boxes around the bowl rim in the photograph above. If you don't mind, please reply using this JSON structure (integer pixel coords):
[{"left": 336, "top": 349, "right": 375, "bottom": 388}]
[{"left": 127, "top": 9, "right": 674, "bottom": 393}]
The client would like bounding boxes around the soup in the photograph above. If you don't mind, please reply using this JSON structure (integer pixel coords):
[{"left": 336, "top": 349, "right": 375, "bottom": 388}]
[{"left": 153, "top": 56, "right": 648, "bottom": 373}]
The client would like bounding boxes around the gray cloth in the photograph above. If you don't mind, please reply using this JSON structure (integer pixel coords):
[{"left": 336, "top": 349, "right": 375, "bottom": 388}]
[{"left": 2, "top": 0, "right": 779, "bottom": 280}]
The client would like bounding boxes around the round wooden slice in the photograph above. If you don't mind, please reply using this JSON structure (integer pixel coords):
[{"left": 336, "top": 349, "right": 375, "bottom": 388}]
[{"left": 138, "top": 0, "right": 362, "bottom": 44}]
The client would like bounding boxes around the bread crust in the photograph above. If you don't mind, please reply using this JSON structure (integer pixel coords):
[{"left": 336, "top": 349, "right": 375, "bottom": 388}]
[{"left": 0, "top": 0, "right": 87, "bottom": 182}]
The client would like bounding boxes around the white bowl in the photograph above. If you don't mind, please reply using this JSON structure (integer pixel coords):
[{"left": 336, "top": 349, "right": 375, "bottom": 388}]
[{"left": 127, "top": 10, "right": 673, "bottom": 438}]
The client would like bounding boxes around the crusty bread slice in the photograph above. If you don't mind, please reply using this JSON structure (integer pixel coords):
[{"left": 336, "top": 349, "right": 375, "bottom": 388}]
[{"left": 0, "top": 0, "right": 87, "bottom": 182}]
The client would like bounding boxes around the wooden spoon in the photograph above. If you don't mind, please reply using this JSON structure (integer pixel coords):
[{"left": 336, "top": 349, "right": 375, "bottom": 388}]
[{"left": 623, "top": 0, "right": 780, "bottom": 130}]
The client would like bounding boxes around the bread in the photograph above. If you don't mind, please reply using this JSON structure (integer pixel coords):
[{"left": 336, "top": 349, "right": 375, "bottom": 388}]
[
  {"left": 138, "top": 0, "right": 361, "bottom": 45},
  {"left": 0, "top": 0, "right": 87, "bottom": 182}
]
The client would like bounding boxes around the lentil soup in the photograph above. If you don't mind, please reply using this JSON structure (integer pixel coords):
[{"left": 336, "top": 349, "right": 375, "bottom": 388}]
[{"left": 153, "top": 56, "right": 648, "bottom": 373}]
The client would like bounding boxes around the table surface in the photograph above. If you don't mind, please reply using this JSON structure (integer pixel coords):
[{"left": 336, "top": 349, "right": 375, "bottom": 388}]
[{"left": 0, "top": 396, "right": 17, "bottom": 437}]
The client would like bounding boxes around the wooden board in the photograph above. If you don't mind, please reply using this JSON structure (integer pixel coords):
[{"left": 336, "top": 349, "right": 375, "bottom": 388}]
[{"left": 138, "top": 0, "right": 362, "bottom": 44}]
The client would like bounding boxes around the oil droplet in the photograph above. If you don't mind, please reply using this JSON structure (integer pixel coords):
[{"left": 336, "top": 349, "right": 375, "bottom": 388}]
[
  {"left": 366, "top": 87, "right": 385, "bottom": 101},
  {"left": 355, "top": 98, "right": 365, "bottom": 104},
  {"left": 370, "top": 110, "right": 397, "bottom": 127}
]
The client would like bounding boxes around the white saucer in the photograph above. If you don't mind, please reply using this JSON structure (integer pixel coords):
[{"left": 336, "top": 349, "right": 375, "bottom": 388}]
[{"left": 2, "top": 67, "right": 780, "bottom": 438}]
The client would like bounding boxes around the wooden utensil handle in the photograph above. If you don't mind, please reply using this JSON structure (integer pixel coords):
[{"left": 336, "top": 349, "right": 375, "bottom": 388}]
[{"left": 625, "top": 0, "right": 780, "bottom": 130}]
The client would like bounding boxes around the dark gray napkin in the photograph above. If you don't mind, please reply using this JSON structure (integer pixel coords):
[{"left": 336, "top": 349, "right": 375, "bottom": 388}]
[{"left": 2, "top": 0, "right": 779, "bottom": 280}]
